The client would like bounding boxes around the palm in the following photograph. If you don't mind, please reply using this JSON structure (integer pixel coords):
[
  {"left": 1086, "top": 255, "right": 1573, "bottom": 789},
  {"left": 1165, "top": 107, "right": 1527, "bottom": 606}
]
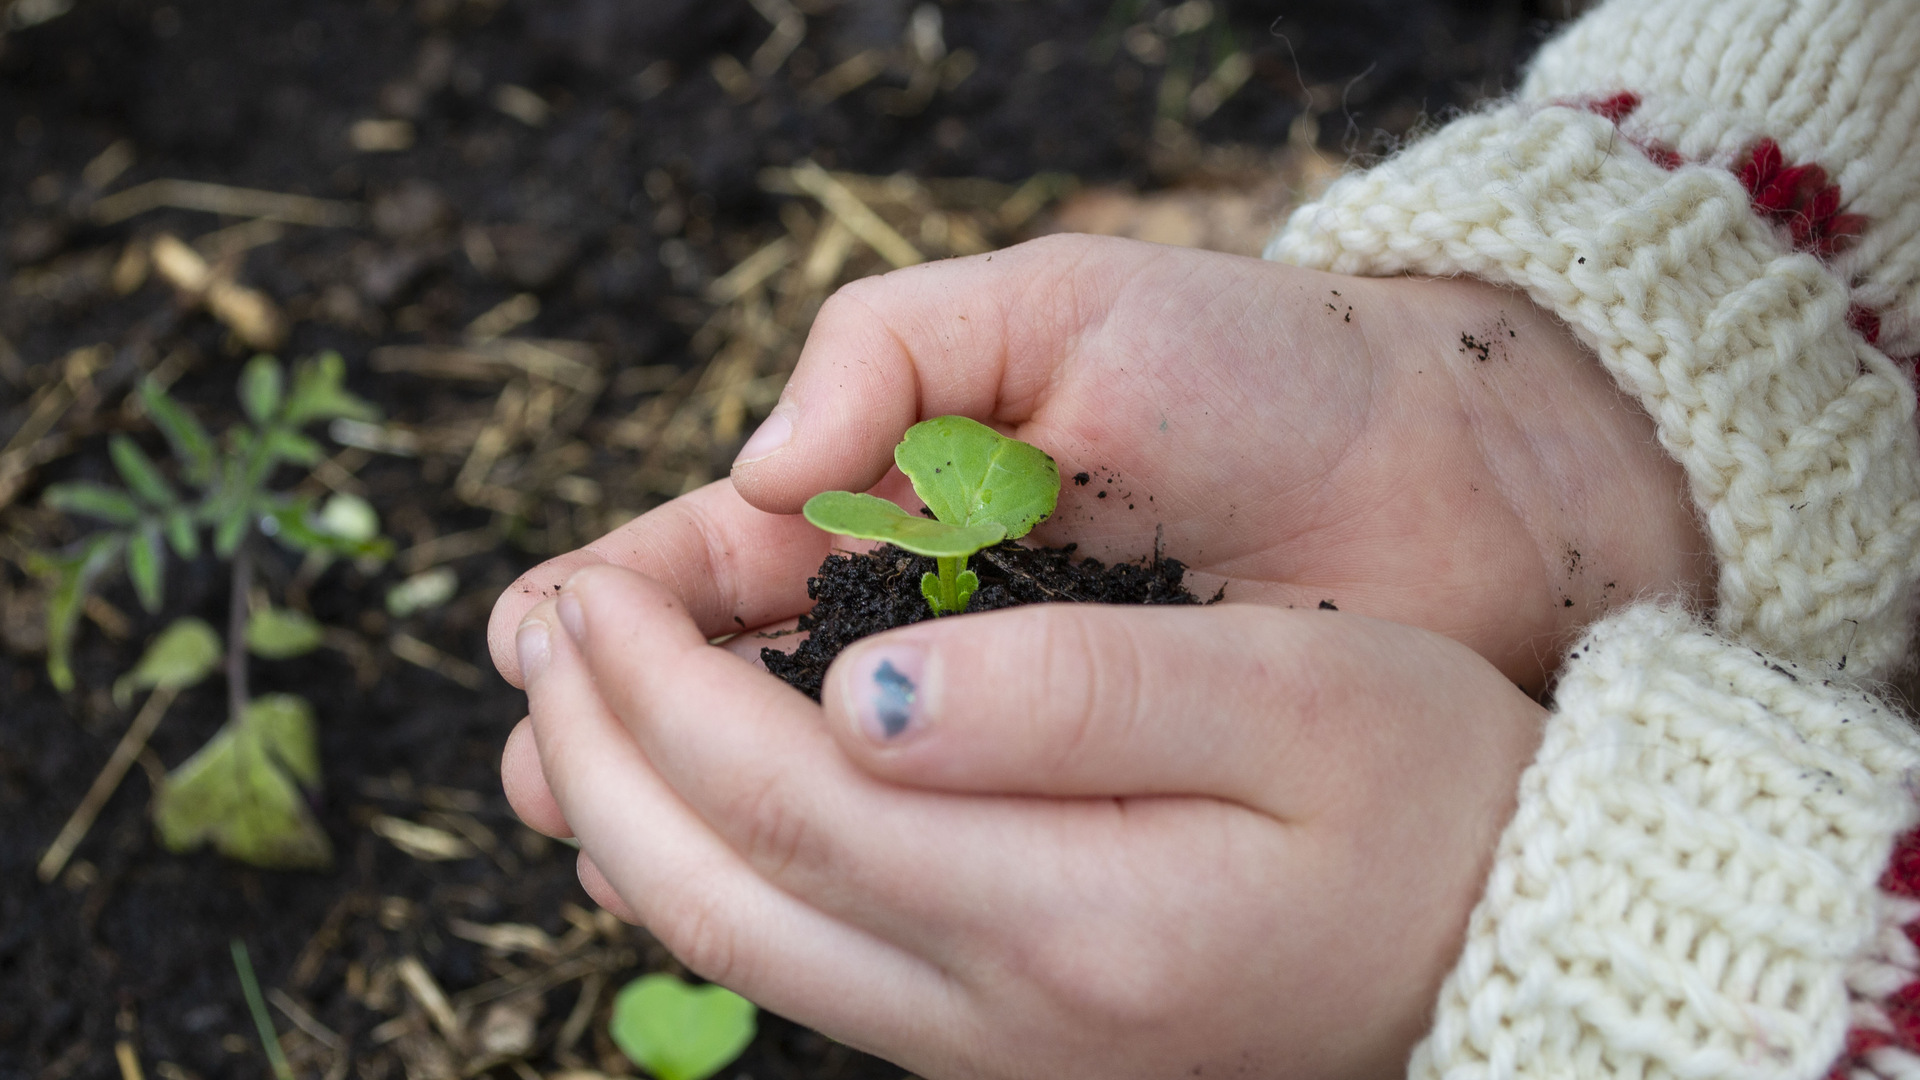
[
  {"left": 738, "top": 236, "right": 1704, "bottom": 689},
  {"left": 492, "top": 235, "right": 1704, "bottom": 692}
]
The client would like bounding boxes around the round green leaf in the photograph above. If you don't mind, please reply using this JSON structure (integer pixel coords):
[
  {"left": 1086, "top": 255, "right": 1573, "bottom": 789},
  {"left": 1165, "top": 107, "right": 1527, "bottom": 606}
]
[
  {"left": 246, "top": 606, "right": 324, "bottom": 659},
  {"left": 893, "top": 416, "right": 1059, "bottom": 539},
  {"left": 113, "top": 616, "right": 222, "bottom": 708},
  {"left": 609, "top": 974, "right": 756, "bottom": 1080},
  {"left": 239, "top": 355, "right": 285, "bottom": 425},
  {"left": 318, "top": 493, "right": 380, "bottom": 543},
  {"left": 386, "top": 567, "right": 458, "bottom": 618},
  {"left": 802, "top": 491, "right": 1005, "bottom": 557}
]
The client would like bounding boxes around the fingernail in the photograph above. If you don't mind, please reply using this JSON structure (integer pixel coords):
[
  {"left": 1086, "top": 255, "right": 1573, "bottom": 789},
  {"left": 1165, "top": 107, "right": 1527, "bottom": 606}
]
[
  {"left": 517, "top": 619, "right": 551, "bottom": 682},
  {"left": 557, "top": 592, "right": 586, "bottom": 643},
  {"left": 850, "top": 645, "right": 928, "bottom": 741},
  {"left": 733, "top": 404, "right": 794, "bottom": 467}
]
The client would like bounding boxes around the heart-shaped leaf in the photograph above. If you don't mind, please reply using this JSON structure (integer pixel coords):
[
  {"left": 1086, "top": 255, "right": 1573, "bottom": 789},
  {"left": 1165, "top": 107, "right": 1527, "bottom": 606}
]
[
  {"left": 113, "top": 616, "right": 222, "bottom": 708},
  {"left": 609, "top": 974, "right": 756, "bottom": 1080},
  {"left": 893, "top": 415, "right": 1058, "bottom": 539},
  {"left": 247, "top": 605, "right": 324, "bottom": 659},
  {"left": 154, "top": 694, "right": 332, "bottom": 869},
  {"left": 801, "top": 490, "right": 1005, "bottom": 557}
]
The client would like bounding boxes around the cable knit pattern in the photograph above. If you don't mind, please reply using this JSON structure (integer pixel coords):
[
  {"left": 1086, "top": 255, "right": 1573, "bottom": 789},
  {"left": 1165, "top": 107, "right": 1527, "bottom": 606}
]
[
  {"left": 1406, "top": 606, "right": 1920, "bottom": 1080},
  {"left": 1518, "top": 0, "right": 1920, "bottom": 359},
  {"left": 1266, "top": 100, "right": 1920, "bottom": 678}
]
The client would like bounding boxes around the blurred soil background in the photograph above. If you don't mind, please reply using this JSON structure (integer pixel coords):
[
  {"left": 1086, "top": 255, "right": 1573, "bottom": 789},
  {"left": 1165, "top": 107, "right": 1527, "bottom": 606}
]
[{"left": 0, "top": 1, "right": 1587, "bottom": 1078}]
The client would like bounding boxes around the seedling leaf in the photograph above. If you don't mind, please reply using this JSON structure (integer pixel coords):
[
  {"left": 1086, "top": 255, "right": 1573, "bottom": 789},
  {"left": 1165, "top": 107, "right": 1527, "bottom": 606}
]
[
  {"left": 43, "top": 482, "right": 141, "bottom": 525},
  {"left": 239, "top": 355, "right": 284, "bottom": 425},
  {"left": 247, "top": 605, "right": 324, "bottom": 659},
  {"left": 154, "top": 694, "right": 332, "bottom": 869},
  {"left": 894, "top": 416, "right": 1059, "bottom": 540},
  {"left": 261, "top": 427, "right": 324, "bottom": 468},
  {"left": 386, "top": 567, "right": 458, "bottom": 618},
  {"left": 109, "top": 435, "right": 177, "bottom": 506},
  {"left": 164, "top": 507, "right": 200, "bottom": 558},
  {"left": 283, "top": 351, "right": 377, "bottom": 426},
  {"left": 40, "top": 533, "right": 125, "bottom": 692},
  {"left": 260, "top": 498, "right": 394, "bottom": 561},
  {"left": 113, "top": 616, "right": 222, "bottom": 708},
  {"left": 127, "top": 522, "right": 167, "bottom": 613},
  {"left": 609, "top": 974, "right": 757, "bottom": 1080},
  {"left": 317, "top": 493, "right": 380, "bottom": 543},
  {"left": 801, "top": 491, "right": 1006, "bottom": 557},
  {"left": 140, "top": 379, "right": 216, "bottom": 486}
]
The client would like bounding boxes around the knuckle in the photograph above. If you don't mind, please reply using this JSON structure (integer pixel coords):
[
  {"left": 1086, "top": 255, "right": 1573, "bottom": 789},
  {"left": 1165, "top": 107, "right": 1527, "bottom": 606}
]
[
  {"left": 652, "top": 887, "right": 743, "bottom": 986},
  {"left": 1020, "top": 922, "right": 1187, "bottom": 1028},
  {"left": 720, "top": 774, "right": 823, "bottom": 880},
  {"left": 1035, "top": 609, "right": 1146, "bottom": 774}
]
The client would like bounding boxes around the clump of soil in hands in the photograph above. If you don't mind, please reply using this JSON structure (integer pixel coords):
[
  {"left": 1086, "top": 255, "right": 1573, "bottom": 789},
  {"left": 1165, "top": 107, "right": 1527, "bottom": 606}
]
[{"left": 763, "top": 540, "right": 1208, "bottom": 701}]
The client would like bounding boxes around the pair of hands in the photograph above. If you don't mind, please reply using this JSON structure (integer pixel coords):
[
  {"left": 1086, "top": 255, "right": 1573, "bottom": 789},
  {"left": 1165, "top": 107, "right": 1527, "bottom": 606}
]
[{"left": 488, "top": 236, "right": 1710, "bottom": 1079}]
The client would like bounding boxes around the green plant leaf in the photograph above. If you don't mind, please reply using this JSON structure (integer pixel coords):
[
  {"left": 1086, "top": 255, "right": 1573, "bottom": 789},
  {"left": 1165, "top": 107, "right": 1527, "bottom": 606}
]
[
  {"left": 317, "top": 493, "right": 380, "bottom": 543},
  {"left": 239, "top": 355, "right": 285, "bottom": 425},
  {"left": 609, "top": 974, "right": 757, "bottom": 1080},
  {"left": 893, "top": 416, "right": 1059, "bottom": 540},
  {"left": 386, "top": 567, "right": 458, "bottom": 618},
  {"left": 213, "top": 498, "right": 253, "bottom": 558},
  {"left": 109, "top": 435, "right": 177, "bottom": 507},
  {"left": 44, "top": 482, "right": 141, "bottom": 525},
  {"left": 259, "top": 498, "right": 394, "bottom": 561},
  {"left": 260, "top": 427, "right": 324, "bottom": 468},
  {"left": 246, "top": 605, "right": 324, "bottom": 659},
  {"left": 112, "top": 616, "right": 222, "bottom": 708},
  {"left": 801, "top": 491, "right": 1006, "bottom": 557},
  {"left": 140, "top": 379, "right": 216, "bottom": 487},
  {"left": 153, "top": 694, "right": 332, "bottom": 870},
  {"left": 126, "top": 521, "right": 167, "bottom": 613},
  {"left": 282, "top": 351, "right": 377, "bottom": 426},
  {"left": 38, "top": 532, "right": 125, "bottom": 693},
  {"left": 164, "top": 506, "right": 201, "bottom": 558}
]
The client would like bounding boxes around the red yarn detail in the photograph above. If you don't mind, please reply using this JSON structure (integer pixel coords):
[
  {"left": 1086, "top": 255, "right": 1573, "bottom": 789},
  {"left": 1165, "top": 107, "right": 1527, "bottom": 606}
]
[
  {"left": 1640, "top": 141, "right": 1683, "bottom": 171},
  {"left": 1880, "top": 826, "right": 1920, "bottom": 896},
  {"left": 1852, "top": 305, "right": 1884, "bottom": 346},
  {"left": 1738, "top": 138, "right": 1863, "bottom": 257},
  {"left": 1587, "top": 91, "right": 1642, "bottom": 123}
]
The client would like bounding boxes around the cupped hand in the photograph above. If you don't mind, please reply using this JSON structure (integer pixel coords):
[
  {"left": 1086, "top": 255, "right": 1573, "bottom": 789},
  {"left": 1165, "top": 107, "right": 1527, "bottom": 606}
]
[
  {"left": 491, "top": 233, "right": 1708, "bottom": 695},
  {"left": 507, "top": 564, "right": 1546, "bottom": 1080}
]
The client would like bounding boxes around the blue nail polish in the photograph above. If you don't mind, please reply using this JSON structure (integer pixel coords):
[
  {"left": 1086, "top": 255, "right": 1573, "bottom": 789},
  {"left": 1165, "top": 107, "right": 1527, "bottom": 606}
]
[{"left": 872, "top": 659, "right": 917, "bottom": 738}]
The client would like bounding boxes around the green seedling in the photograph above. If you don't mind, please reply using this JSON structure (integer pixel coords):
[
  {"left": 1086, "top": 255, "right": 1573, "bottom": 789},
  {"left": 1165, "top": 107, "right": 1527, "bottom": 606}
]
[
  {"left": 35, "top": 352, "right": 392, "bottom": 870},
  {"left": 609, "top": 974, "right": 757, "bottom": 1080},
  {"left": 802, "top": 416, "right": 1059, "bottom": 616}
]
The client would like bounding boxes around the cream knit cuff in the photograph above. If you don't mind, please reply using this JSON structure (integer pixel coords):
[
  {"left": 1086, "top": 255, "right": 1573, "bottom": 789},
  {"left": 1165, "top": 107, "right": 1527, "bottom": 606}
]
[
  {"left": 1407, "top": 605, "right": 1920, "bottom": 1079},
  {"left": 1267, "top": 102, "right": 1920, "bottom": 679}
]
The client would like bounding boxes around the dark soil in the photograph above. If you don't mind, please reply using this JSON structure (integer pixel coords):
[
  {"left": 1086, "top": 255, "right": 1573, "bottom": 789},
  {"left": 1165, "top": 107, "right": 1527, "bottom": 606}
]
[
  {"left": 0, "top": 2, "right": 1568, "bottom": 1079},
  {"left": 764, "top": 540, "right": 1209, "bottom": 701}
]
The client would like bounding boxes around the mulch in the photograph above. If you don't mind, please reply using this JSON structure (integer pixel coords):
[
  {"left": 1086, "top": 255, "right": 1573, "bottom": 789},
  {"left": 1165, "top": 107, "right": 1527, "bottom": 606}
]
[{"left": 0, "top": 2, "right": 1563, "bottom": 1078}]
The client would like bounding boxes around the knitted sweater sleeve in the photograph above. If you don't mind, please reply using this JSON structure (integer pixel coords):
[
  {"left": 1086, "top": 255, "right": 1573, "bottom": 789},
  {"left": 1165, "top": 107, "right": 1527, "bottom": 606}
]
[{"left": 1263, "top": 1, "right": 1920, "bottom": 1076}]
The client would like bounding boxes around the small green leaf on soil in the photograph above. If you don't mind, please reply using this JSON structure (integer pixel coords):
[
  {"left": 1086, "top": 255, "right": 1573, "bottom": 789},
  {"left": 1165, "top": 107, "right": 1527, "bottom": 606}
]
[
  {"left": 239, "top": 355, "right": 285, "bottom": 425},
  {"left": 154, "top": 694, "right": 331, "bottom": 870},
  {"left": 113, "top": 616, "right": 222, "bottom": 708},
  {"left": 802, "top": 490, "right": 1005, "bottom": 557},
  {"left": 247, "top": 605, "right": 324, "bottom": 659},
  {"left": 386, "top": 566, "right": 458, "bottom": 617},
  {"left": 610, "top": 974, "right": 757, "bottom": 1080},
  {"left": 893, "top": 416, "right": 1058, "bottom": 538},
  {"left": 318, "top": 492, "right": 381, "bottom": 543}
]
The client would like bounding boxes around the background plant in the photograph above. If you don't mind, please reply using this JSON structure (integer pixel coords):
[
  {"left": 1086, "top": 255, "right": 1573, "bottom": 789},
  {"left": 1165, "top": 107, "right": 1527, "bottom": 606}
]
[
  {"left": 33, "top": 352, "right": 392, "bottom": 869},
  {"left": 803, "top": 415, "right": 1060, "bottom": 615}
]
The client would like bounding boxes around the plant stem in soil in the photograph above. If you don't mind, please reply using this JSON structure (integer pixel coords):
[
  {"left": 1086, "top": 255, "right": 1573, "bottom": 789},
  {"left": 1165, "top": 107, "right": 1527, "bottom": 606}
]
[{"left": 227, "top": 534, "right": 252, "bottom": 722}]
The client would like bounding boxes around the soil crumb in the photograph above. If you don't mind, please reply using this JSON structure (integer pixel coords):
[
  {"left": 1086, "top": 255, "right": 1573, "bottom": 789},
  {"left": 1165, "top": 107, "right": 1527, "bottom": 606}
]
[{"left": 764, "top": 541, "right": 1205, "bottom": 701}]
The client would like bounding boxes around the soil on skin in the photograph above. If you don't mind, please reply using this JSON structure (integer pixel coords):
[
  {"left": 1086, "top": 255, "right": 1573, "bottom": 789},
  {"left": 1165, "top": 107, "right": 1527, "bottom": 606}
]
[{"left": 764, "top": 540, "right": 1208, "bottom": 701}]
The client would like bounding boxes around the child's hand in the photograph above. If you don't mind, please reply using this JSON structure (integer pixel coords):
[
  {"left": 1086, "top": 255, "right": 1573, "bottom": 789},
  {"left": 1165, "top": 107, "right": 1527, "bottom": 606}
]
[
  {"left": 492, "top": 234, "right": 1708, "bottom": 694},
  {"left": 508, "top": 564, "right": 1545, "bottom": 1080}
]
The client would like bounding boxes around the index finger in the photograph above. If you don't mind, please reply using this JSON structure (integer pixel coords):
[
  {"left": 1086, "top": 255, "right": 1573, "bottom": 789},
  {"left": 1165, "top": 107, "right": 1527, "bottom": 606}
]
[{"left": 488, "top": 478, "right": 829, "bottom": 686}]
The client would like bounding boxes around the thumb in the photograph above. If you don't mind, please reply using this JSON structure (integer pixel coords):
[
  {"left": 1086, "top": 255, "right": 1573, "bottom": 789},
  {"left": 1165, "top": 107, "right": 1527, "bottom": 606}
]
[
  {"left": 727, "top": 234, "right": 1152, "bottom": 514},
  {"left": 821, "top": 603, "right": 1543, "bottom": 816}
]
